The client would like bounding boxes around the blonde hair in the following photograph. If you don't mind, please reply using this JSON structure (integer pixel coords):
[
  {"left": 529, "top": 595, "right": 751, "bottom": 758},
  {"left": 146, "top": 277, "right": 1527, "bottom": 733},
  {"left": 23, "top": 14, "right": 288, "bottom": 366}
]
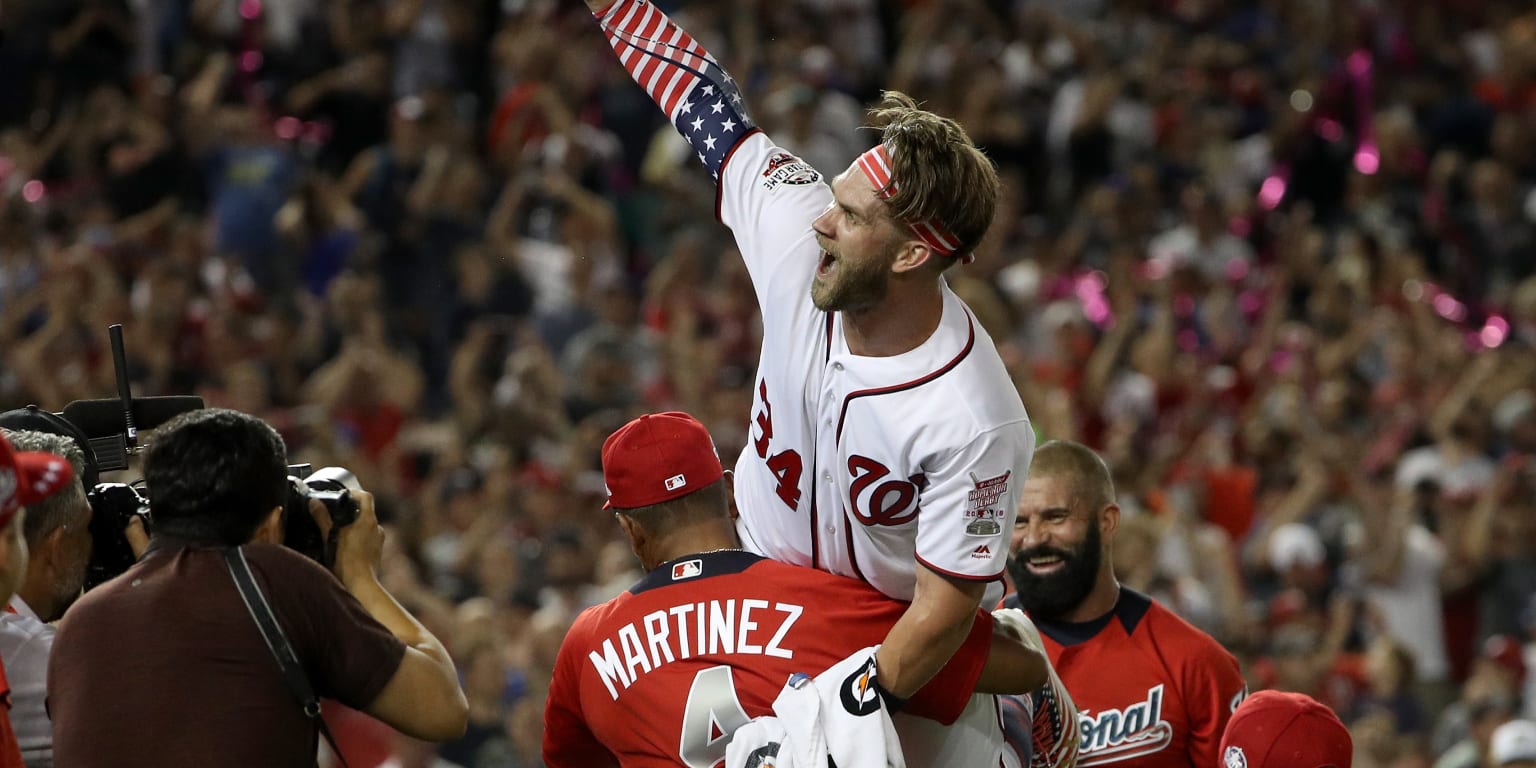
[{"left": 866, "top": 91, "right": 999, "bottom": 263}]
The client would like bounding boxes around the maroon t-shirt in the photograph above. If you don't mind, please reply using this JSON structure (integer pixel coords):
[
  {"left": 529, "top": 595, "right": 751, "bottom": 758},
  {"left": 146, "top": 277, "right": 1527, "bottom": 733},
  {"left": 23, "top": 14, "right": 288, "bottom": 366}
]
[{"left": 48, "top": 543, "right": 406, "bottom": 767}]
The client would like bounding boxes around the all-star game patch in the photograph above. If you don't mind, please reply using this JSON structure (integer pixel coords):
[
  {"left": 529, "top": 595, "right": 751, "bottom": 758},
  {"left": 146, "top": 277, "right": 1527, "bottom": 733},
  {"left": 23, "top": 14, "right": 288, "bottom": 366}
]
[
  {"left": 761, "top": 152, "right": 821, "bottom": 190},
  {"left": 964, "top": 470, "right": 1011, "bottom": 536}
]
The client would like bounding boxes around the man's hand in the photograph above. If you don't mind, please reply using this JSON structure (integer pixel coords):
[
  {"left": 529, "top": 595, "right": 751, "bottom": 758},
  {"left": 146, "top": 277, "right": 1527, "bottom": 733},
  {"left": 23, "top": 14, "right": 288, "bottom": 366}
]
[
  {"left": 582, "top": 0, "right": 610, "bottom": 12},
  {"left": 329, "top": 488, "right": 469, "bottom": 741},
  {"left": 124, "top": 516, "right": 150, "bottom": 559},
  {"left": 975, "top": 609, "right": 1048, "bottom": 694},
  {"left": 993, "top": 609, "right": 1081, "bottom": 768},
  {"left": 324, "top": 490, "right": 386, "bottom": 589}
]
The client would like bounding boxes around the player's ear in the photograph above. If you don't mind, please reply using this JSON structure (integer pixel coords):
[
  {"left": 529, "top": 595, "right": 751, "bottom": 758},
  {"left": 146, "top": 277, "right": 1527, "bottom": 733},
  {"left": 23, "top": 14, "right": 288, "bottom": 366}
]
[
  {"left": 1099, "top": 503, "right": 1120, "bottom": 540},
  {"left": 890, "top": 240, "right": 935, "bottom": 274},
  {"left": 722, "top": 471, "right": 739, "bottom": 522},
  {"left": 615, "top": 512, "right": 647, "bottom": 551},
  {"left": 254, "top": 505, "right": 284, "bottom": 545}
]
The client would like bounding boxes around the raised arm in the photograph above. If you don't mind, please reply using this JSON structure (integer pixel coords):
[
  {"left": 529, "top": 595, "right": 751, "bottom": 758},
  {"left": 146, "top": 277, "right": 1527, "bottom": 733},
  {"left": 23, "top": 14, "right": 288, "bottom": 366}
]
[
  {"left": 581, "top": 0, "right": 831, "bottom": 293},
  {"left": 584, "top": 0, "right": 758, "bottom": 182}
]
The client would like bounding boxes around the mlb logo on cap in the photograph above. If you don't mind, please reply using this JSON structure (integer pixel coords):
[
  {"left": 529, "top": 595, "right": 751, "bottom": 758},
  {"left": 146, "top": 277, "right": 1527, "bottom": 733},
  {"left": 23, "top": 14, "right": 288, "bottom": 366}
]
[{"left": 602, "top": 412, "right": 724, "bottom": 510}]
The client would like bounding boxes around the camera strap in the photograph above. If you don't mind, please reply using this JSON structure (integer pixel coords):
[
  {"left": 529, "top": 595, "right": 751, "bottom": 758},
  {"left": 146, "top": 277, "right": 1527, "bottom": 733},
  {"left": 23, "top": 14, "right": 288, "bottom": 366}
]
[{"left": 225, "top": 546, "right": 350, "bottom": 768}]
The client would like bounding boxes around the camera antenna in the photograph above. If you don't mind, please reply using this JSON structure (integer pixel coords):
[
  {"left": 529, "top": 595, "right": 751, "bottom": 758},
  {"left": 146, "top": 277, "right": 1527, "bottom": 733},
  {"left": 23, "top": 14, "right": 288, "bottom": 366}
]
[{"left": 109, "top": 324, "right": 137, "bottom": 448}]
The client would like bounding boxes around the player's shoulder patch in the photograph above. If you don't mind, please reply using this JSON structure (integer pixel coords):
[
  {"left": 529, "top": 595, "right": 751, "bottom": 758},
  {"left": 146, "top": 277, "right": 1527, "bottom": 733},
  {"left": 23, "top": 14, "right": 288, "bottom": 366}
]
[
  {"left": 963, "top": 470, "right": 1011, "bottom": 536},
  {"left": 760, "top": 152, "right": 821, "bottom": 190}
]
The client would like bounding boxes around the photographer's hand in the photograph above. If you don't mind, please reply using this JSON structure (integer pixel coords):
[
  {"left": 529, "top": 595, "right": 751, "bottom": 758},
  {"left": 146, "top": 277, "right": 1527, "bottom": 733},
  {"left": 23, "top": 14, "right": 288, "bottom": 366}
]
[
  {"left": 125, "top": 517, "right": 150, "bottom": 560},
  {"left": 319, "top": 490, "right": 468, "bottom": 740},
  {"left": 327, "top": 493, "right": 385, "bottom": 587}
]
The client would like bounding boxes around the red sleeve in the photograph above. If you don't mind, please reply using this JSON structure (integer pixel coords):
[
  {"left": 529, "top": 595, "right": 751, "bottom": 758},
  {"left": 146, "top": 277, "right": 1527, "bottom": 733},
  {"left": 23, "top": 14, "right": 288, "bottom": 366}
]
[
  {"left": 903, "top": 610, "right": 994, "bottom": 725},
  {"left": 1184, "top": 642, "right": 1247, "bottom": 768},
  {"left": 542, "top": 612, "right": 619, "bottom": 768}
]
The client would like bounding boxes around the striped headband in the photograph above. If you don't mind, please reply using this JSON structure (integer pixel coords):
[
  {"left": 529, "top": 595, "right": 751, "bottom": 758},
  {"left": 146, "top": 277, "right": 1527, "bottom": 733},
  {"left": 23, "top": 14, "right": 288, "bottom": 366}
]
[{"left": 855, "top": 144, "right": 970, "bottom": 264}]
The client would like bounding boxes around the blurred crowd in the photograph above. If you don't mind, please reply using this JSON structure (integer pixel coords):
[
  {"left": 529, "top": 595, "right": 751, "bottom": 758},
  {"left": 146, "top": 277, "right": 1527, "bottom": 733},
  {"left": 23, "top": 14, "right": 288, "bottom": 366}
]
[{"left": 3, "top": 0, "right": 1536, "bottom": 766}]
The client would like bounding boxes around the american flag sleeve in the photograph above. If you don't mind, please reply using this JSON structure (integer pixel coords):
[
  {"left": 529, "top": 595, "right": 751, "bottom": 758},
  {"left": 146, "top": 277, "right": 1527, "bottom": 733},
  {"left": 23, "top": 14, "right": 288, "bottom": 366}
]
[{"left": 591, "top": 0, "right": 759, "bottom": 181}]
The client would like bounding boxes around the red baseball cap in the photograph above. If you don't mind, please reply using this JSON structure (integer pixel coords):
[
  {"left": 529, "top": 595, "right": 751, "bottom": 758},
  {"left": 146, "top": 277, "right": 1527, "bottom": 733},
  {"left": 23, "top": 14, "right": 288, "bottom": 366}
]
[
  {"left": 0, "top": 431, "right": 76, "bottom": 528},
  {"left": 602, "top": 412, "right": 723, "bottom": 510},
  {"left": 1221, "top": 691, "right": 1352, "bottom": 768}
]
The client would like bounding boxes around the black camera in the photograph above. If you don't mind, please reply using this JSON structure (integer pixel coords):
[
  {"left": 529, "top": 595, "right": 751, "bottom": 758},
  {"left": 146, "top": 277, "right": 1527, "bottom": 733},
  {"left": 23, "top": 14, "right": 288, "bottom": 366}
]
[
  {"left": 83, "top": 483, "right": 151, "bottom": 592},
  {"left": 3, "top": 325, "right": 368, "bottom": 589},
  {"left": 282, "top": 466, "right": 363, "bottom": 567}
]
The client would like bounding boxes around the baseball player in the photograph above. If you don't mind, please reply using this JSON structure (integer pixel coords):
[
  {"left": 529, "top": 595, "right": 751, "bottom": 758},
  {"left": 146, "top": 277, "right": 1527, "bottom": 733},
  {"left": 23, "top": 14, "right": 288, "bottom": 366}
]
[
  {"left": 542, "top": 412, "right": 1050, "bottom": 767},
  {"left": 579, "top": 3, "right": 1034, "bottom": 756},
  {"left": 1003, "top": 440, "right": 1247, "bottom": 768}
]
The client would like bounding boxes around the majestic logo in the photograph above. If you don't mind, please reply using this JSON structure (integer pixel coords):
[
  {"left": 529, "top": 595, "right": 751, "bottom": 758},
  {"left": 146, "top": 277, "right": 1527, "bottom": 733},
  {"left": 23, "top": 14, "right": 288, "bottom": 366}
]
[
  {"left": 671, "top": 559, "right": 703, "bottom": 580},
  {"left": 665, "top": 473, "right": 687, "bottom": 492},
  {"left": 1077, "top": 684, "right": 1175, "bottom": 766},
  {"left": 839, "top": 657, "right": 882, "bottom": 716},
  {"left": 760, "top": 152, "right": 821, "bottom": 190},
  {"left": 964, "top": 470, "right": 1011, "bottom": 536},
  {"left": 1225, "top": 746, "right": 1248, "bottom": 768},
  {"left": 971, "top": 544, "right": 992, "bottom": 559}
]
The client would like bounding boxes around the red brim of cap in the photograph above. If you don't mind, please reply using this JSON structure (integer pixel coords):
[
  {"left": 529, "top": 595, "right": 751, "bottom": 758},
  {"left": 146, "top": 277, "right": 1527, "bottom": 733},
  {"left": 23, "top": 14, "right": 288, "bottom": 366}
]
[{"left": 0, "top": 450, "right": 76, "bottom": 524}]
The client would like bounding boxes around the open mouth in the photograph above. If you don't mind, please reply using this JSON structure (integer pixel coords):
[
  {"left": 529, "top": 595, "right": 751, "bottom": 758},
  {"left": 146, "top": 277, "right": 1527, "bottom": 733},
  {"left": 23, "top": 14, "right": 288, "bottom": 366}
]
[
  {"left": 1025, "top": 554, "right": 1067, "bottom": 575},
  {"left": 816, "top": 248, "right": 837, "bottom": 278}
]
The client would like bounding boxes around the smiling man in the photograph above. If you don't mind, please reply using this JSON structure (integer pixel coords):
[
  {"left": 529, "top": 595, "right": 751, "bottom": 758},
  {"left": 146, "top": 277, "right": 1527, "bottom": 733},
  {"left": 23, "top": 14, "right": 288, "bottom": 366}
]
[{"left": 1003, "top": 440, "right": 1246, "bottom": 768}]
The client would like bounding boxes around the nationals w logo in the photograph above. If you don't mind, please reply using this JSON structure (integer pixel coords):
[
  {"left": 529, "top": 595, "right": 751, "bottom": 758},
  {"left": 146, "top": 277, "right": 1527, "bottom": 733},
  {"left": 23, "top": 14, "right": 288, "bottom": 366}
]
[{"left": 846, "top": 456, "right": 922, "bottom": 527}]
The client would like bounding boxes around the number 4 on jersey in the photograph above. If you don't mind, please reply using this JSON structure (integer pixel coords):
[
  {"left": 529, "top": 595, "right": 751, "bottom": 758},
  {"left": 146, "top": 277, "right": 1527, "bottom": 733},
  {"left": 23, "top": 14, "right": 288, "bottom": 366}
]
[
  {"left": 752, "top": 379, "right": 802, "bottom": 510},
  {"left": 679, "top": 666, "right": 751, "bottom": 768}
]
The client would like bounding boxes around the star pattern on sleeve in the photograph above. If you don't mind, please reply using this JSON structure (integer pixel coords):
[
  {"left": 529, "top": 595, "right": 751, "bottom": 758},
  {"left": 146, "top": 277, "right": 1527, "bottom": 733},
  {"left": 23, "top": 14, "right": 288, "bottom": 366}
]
[{"left": 678, "top": 73, "right": 754, "bottom": 180}]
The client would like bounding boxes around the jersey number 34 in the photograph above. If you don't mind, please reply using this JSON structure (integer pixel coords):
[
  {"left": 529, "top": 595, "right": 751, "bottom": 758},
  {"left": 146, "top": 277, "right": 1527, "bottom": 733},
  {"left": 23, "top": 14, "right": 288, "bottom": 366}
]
[{"left": 752, "top": 379, "right": 803, "bottom": 510}]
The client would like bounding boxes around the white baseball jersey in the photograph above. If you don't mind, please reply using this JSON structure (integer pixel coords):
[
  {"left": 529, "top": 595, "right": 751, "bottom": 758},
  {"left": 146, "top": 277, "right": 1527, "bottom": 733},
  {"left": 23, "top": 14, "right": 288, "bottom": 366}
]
[
  {"left": 720, "top": 131, "right": 1035, "bottom": 606},
  {"left": 716, "top": 134, "right": 1026, "bottom": 768}
]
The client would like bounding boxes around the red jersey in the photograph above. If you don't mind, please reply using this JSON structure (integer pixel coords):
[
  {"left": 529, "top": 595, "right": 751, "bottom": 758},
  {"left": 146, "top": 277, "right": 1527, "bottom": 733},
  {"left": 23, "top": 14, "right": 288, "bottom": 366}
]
[
  {"left": 544, "top": 551, "right": 994, "bottom": 768},
  {"left": 1003, "top": 588, "right": 1245, "bottom": 768}
]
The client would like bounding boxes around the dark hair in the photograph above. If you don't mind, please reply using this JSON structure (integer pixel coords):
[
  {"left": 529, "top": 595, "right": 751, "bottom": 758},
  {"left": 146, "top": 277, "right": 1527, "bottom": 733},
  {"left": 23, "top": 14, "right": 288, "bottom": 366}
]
[
  {"left": 143, "top": 409, "right": 289, "bottom": 546},
  {"left": 866, "top": 91, "right": 1000, "bottom": 263},
  {"left": 615, "top": 479, "right": 727, "bottom": 535}
]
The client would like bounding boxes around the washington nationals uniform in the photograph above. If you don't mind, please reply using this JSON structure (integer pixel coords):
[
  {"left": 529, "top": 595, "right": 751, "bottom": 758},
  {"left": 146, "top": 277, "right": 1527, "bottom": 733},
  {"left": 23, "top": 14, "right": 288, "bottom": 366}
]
[
  {"left": 1001, "top": 588, "right": 1247, "bottom": 768},
  {"left": 543, "top": 551, "right": 996, "bottom": 767}
]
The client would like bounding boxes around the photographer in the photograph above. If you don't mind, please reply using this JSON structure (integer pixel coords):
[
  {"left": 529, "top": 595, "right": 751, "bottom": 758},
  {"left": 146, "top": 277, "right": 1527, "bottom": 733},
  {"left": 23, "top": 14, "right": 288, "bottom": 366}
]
[
  {"left": 0, "top": 428, "right": 100, "bottom": 768},
  {"left": 48, "top": 409, "right": 467, "bottom": 767}
]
